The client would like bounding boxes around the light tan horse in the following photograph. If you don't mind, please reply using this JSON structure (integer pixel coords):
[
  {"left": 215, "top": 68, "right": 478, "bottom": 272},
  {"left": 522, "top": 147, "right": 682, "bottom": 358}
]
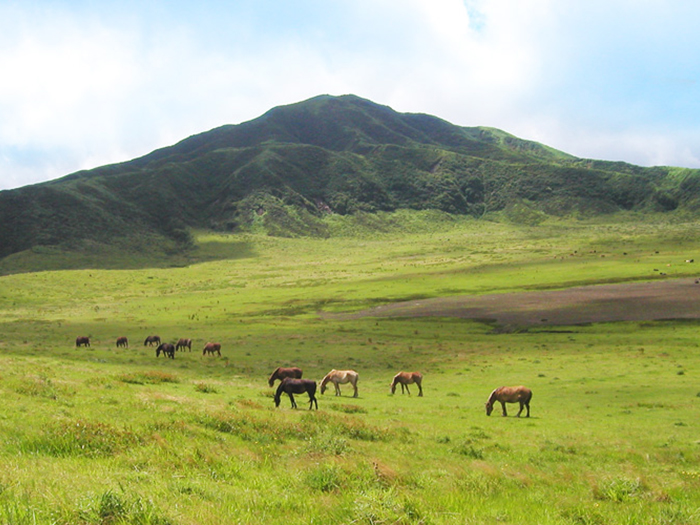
[
  {"left": 485, "top": 386, "right": 532, "bottom": 417},
  {"left": 320, "top": 369, "right": 359, "bottom": 397},
  {"left": 391, "top": 371, "right": 423, "bottom": 396}
]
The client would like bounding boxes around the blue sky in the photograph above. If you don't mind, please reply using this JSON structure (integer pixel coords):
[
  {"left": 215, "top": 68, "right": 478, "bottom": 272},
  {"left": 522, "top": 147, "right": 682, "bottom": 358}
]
[{"left": 1, "top": 0, "right": 699, "bottom": 190}]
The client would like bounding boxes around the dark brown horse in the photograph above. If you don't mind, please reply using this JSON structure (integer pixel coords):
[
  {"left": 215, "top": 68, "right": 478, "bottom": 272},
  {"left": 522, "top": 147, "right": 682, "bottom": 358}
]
[
  {"left": 274, "top": 378, "right": 318, "bottom": 410},
  {"left": 156, "top": 343, "right": 175, "bottom": 359},
  {"left": 203, "top": 342, "right": 221, "bottom": 356},
  {"left": 485, "top": 386, "right": 532, "bottom": 417},
  {"left": 75, "top": 336, "right": 90, "bottom": 347},
  {"left": 268, "top": 367, "right": 303, "bottom": 387},
  {"left": 116, "top": 336, "right": 128, "bottom": 348},
  {"left": 144, "top": 335, "right": 161, "bottom": 346},
  {"left": 391, "top": 371, "right": 423, "bottom": 396},
  {"left": 176, "top": 338, "right": 192, "bottom": 351}
]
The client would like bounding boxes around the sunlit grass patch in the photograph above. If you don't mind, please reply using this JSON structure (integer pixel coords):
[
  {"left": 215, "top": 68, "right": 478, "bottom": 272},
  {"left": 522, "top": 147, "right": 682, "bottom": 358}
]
[
  {"left": 117, "top": 371, "right": 179, "bottom": 385},
  {"left": 22, "top": 419, "right": 143, "bottom": 458}
]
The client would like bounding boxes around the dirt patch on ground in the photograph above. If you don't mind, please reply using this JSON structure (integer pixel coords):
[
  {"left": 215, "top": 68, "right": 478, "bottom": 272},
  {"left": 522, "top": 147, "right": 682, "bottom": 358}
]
[{"left": 322, "top": 278, "right": 700, "bottom": 328}]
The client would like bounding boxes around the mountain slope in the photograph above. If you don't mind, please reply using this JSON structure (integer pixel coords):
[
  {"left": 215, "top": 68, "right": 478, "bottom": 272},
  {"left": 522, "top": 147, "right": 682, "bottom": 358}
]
[{"left": 1, "top": 94, "right": 699, "bottom": 263}]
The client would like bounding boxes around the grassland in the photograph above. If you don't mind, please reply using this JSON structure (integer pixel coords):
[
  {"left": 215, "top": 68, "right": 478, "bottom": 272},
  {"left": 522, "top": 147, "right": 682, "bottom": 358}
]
[{"left": 1, "top": 211, "right": 700, "bottom": 524}]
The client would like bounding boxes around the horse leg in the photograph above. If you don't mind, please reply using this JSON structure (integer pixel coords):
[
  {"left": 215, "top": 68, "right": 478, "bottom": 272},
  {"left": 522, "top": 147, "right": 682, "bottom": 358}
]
[
  {"left": 500, "top": 401, "right": 508, "bottom": 417},
  {"left": 516, "top": 402, "right": 524, "bottom": 417},
  {"left": 405, "top": 384, "right": 411, "bottom": 396},
  {"left": 352, "top": 381, "right": 358, "bottom": 398},
  {"left": 525, "top": 401, "right": 530, "bottom": 418},
  {"left": 417, "top": 383, "right": 423, "bottom": 397},
  {"left": 308, "top": 394, "right": 317, "bottom": 410},
  {"left": 288, "top": 392, "right": 297, "bottom": 409},
  {"left": 335, "top": 383, "right": 341, "bottom": 396}
]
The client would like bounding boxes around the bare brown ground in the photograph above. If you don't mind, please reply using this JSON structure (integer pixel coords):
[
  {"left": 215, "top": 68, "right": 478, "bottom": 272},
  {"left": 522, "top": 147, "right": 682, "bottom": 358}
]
[{"left": 322, "top": 278, "right": 700, "bottom": 328}]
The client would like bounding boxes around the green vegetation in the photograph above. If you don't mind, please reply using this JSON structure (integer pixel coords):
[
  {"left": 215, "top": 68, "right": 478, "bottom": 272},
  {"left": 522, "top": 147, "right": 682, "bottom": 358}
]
[
  {"left": 3, "top": 94, "right": 700, "bottom": 265},
  {"left": 1, "top": 212, "right": 700, "bottom": 523}
]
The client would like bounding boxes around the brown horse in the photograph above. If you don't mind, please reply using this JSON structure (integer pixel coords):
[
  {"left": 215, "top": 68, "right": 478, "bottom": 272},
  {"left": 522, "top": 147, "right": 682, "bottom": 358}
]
[
  {"left": 203, "top": 342, "right": 221, "bottom": 356},
  {"left": 156, "top": 343, "right": 175, "bottom": 359},
  {"left": 274, "top": 378, "right": 318, "bottom": 410},
  {"left": 75, "top": 336, "right": 90, "bottom": 347},
  {"left": 268, "top": 367, "right": 303, "bottom": 387},
  {"left": 144, "top": 335, "right": 161, "bottom": 346},
  {"left": 320, "top": 369, "right": 359, "bottom": 397},
  {"left": 176, "top": 338, "right": 192, "bottom": 351},
  {"left": 116, "top": 336, "right": 128, "bottom": 348},
  {"left": 485, "top": 386, "right": 532, "bottom": 417},
  {"left": 391, "top": 371, "right": 423, "bottom": 396}
]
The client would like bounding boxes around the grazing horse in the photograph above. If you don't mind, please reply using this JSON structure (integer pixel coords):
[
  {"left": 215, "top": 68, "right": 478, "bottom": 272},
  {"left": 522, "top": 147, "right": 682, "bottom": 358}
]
[
  {"left": 156, "top": 343, "right": 175, "bottom": 359},
  {"left": 116, "top": 336, "right": 129, "bottom": 348},
  {"left": 320, "top": 369, "right": 359, "bottom": 397},
  {"left": 75, "top": 336, "right": 90, "bottom": 347},
  {"left": 274, "top": 378, "right": 318, "bottom": 410},
  {"left": 391, "top": 371, "right": 423, "bottom": 397},
  {"left": 203, "top": 342, "right": 221, "bottom": 356},
  {"left": 176, "top": 338, "right": 192, "bottom": 351},
  {"left": 485, "top": 386, "right": 532, "bottom": 417},
  {"left": 268, "top": 367, "right": 303, "bottom": 387},
  {"left": 144, "top": 335, "right": 161, "bottom": 346}
]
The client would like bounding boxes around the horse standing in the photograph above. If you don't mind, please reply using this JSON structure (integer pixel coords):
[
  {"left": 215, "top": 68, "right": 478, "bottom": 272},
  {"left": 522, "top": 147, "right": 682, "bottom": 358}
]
[
  {"left": 485, "top": 386, "right": 532, "bottom": 417},
  {"left": 176, "top": 338, "right": 192, "bottom": 351},
  {"left": 268, "top": 367, "right": 303, "bottom": 387},
  {"left": 274, "top": 378, "right": 318, "bottom": 410},
  {"left": 144, "top": 335, "right": 161, "bottom": 346},
  {"left": 116, "top": 336, "right": 129, "bottom": 348},
  {"left": 320, "top": 369, "right": 359, "bottom": 397},
  {"left": 391, "top": 371, "right": 423, "bottom": 396},
  {"left": 203, "top": 342, "right": 221, "bottom": 356},
  {"left": 156, "top": 343, "right": 175, "bottom": 359},
  {"left": 75, "top": 336, "right": 90, "bottom": 347}
]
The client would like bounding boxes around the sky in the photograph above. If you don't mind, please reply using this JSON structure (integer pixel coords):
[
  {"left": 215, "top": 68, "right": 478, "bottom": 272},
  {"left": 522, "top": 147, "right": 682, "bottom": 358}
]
[{"left": 1, "top": 0, "right": 699, "bottom": 190}]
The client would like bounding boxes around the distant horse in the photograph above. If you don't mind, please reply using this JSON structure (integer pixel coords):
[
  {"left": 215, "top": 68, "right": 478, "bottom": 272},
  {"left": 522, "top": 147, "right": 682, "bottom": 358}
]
[
  {"left": 116, "top": 336, "right": 129, "bottom": 348},
  {"left": 268, "top": 367, "right": 303, "bottom": 387},
  {"left": 274, "top": 378, "right": 318, "bottom": 410},
  {"left": 485, "top": 386, "right": 532, "bottom": 417},
  {"left": 320, "top": 369, "right": 359, "bottom": 397},
  {"left": 391, "top": 371, "right": 423, "bottom": 397},
  {"left": 156, "top": 343, "right": 175, "bottom": 359},
  {"left": 144, "top": 335, "right": 161, "bottom": 346},
  {"left": 75, "top": 336, "right": 90, "bottom": 347},
  {"left": 176, "top": 338, "right": 192, "bottom": 351},
  {"left": 203, "top": 342, "right": 221, "bottom": 356}
]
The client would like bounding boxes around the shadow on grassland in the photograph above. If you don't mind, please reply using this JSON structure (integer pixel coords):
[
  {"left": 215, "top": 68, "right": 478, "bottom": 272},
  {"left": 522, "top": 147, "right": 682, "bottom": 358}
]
[{"left": 0, "top": 238, "right": 257, "bottom": 275}]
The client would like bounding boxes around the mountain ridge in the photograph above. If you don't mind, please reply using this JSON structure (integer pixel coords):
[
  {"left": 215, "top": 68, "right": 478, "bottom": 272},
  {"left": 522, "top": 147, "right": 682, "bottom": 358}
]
[{"left": 1, "top": 94, "right": 698, "bottom": 265}]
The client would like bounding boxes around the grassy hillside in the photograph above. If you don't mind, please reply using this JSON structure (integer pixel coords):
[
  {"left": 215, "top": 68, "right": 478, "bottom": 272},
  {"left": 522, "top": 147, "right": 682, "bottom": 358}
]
[
  {"left": 1, "top": 214, "right": 700, "bottom": 524},
  {"left": 2, "top": 94, "right": 700, "bottom": 266}
]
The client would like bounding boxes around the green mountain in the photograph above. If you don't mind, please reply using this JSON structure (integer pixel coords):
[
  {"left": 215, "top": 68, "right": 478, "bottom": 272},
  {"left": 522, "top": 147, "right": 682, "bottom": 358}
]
[{"left": 1, "top": 94, "right": 699, "bottom": 263}]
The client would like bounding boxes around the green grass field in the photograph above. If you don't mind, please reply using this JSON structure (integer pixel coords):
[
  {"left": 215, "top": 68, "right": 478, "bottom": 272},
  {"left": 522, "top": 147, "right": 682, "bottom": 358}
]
[{"left": 1, "top": 212, "right": 699, "bottom": 524}]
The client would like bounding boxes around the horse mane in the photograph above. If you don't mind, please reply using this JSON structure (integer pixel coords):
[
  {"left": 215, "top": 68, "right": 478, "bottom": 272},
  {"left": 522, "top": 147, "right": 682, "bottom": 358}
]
[{"left": 487, "top": 387, "right": 503, "bottom": 404}]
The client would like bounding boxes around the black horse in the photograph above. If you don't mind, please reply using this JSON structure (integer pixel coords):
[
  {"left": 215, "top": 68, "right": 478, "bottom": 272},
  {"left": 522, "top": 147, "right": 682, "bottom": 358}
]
[
  {"left": 156, "top": 343, "right": 175, "bottom": 359},
  {"left": 274, "top": 378, "right": 318, "bottom": 410},
  {"left": 144, "top": 335, "right": 161, "bottom": 346},
  {"left": 75, "top": 336, "right": 90, "bottom": 347}
]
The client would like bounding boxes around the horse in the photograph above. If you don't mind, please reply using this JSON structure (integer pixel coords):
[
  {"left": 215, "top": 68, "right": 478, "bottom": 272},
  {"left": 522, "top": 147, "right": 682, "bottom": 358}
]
[
  {"left": 203, "top": 342, "right": 221, "bottom": 356},
  {"left": 176, "top": 338, "right": 192, "bottom": 351},
  {"left": 75, "top": 336, "right": 90, "bottom": 347},
  {"left": 485, "top": 386, "right": 532, "bottom": 417},
  {"left": 156, "top": 343, "right": 175, "bottom": 359},
  {"left": 274, "top": 378, "right": 318, "bottom": 410},
  {"left": 268, "top": 367, "right": 303, "bottom": 387},
  {"left": 116, "top": 336, "right": 128, "bottom": 348},
  {"left": 390, "top": 371, "right": 423, "bottom": 397},
  {"left": 144, "top": 335, "right": 161, "bottom": 346},
  {"left": 320, "top": 369, "right": 359, "bottom": 397}
]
